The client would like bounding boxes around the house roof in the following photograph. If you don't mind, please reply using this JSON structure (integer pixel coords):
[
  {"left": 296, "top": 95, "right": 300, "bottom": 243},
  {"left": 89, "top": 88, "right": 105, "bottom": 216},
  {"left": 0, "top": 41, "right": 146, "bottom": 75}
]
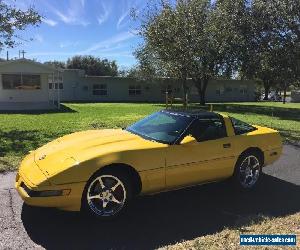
[{"left": 0, "top": 59, "right": 62, "bottom": 73}]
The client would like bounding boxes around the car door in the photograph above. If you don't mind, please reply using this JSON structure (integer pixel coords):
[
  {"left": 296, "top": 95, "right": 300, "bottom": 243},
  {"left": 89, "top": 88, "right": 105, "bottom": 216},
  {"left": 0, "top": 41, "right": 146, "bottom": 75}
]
[{"left": 165, "top": 117, "right": 236, "bottom": 189}]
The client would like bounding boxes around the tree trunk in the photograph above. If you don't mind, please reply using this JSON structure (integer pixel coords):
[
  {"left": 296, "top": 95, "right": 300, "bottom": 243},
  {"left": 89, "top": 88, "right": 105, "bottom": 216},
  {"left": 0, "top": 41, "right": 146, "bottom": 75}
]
[
  {"left": 283, "top": 82, "right": 287, "bottom": 104},
  {"left": 182, "top": 78, "right": 188, "bottom": 109},
  {"left": 195, "top": 78, "right": 209, "bottom": 106},
  {"left": 199, "top": 90, "right": 206, "bottom": 106},
  {"left": 263, "top": 81, "right": 270, "bottom": 100}
]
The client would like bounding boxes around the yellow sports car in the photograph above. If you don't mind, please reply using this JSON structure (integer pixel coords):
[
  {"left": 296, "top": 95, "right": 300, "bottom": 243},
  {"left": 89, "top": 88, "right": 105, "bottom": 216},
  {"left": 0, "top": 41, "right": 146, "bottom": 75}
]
[{"left": 16, "top": 110, "right": 282, "bottom": 219}]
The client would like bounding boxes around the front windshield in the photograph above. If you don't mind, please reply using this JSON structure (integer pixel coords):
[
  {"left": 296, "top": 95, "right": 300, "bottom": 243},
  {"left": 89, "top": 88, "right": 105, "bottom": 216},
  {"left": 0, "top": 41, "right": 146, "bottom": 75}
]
[{"left": 126, "top": 111, "right": 193, "bottom": 144}]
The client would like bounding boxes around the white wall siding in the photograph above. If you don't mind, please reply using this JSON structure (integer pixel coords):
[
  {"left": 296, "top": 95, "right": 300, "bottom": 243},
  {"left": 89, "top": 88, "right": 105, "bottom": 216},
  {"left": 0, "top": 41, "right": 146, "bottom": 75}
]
[
  {"left": 0, "top": 60, "right": 256, "bottom": 111},
  {"left": 0, "top": 59, "right": 57, "bottom": 110},
  {"left": 58, "top": 70, "right": 256, "bottom": 103}
]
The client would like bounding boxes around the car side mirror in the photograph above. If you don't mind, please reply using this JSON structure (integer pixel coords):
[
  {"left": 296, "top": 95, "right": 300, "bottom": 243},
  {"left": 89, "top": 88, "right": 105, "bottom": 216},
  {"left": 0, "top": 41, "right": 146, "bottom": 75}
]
[{"left": 181, "top": 135, "right": 197, "bottom": 145}]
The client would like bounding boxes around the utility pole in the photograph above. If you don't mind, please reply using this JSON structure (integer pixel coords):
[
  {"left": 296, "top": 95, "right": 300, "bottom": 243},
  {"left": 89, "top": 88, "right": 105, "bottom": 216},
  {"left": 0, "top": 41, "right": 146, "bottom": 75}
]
[{"left": 19, "top": 50, "right": 26, "bottom": 59}]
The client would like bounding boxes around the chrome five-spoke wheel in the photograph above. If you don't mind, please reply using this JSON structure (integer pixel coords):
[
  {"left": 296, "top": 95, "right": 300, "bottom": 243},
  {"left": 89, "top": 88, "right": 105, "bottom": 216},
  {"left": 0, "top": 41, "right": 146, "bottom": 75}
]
[
  {"left": 234, "top": 152, "right": 262, "bottom": 190},
  {"left": 238, "top": 155, "right": 260, "bottom": 188},
  {"left": 87, "top": 175, "right": 126, "bottom": 216},
  {"left": 84, "top": 172, "right": 131, "bottom": 218}
]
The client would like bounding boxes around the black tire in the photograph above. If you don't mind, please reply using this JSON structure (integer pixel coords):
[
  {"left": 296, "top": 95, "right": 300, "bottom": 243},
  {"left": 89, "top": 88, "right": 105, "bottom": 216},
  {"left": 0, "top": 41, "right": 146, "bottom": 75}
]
[
  {"left": 233, "top": 151, "right": 263, "bottom": 190},
  {"left": 81, "top": 168, "right": 133, "bottom": 220}
]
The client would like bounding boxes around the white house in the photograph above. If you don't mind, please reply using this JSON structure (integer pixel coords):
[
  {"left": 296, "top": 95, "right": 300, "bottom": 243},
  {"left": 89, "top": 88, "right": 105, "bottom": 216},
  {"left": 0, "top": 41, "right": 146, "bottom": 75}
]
[
  {"left": 58, "top": 69, "right": 256, "bottom": 103},
  {"left": 0, "top": 59, "right": 61, "bottom": 110},
  {"left": 0, "top": 59, "right": 256, "bottom": 110}
]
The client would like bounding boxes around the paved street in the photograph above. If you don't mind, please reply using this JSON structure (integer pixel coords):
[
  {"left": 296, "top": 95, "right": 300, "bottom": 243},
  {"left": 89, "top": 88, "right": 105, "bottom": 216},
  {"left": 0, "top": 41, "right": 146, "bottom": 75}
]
[{"left": 0, "top": 144, "right": 299, "bottom": 250}]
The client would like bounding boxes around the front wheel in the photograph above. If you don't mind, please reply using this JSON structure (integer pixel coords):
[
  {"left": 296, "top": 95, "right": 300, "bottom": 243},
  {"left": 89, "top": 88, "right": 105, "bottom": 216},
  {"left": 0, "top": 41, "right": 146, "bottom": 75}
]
[
  {"left": 233, "top": 152, "right": 262, "bottom": 190},
  {"left": 82, "top": 170, "right": 132, "bottom": 219}
]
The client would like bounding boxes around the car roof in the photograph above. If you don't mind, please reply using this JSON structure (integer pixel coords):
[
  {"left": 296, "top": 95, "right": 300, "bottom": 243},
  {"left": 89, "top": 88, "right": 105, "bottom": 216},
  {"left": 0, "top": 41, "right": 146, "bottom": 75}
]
[{"left": 161, "top": 109, "right": 221, "bottom": 119}]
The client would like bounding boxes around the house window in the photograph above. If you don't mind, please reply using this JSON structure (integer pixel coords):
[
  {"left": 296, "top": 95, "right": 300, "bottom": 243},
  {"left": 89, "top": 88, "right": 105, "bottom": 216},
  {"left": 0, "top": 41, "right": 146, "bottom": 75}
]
[
  {"left": 216, "top": 85, "right": 225, "bottom": 95},
  {"left": 93, "top": 84, "right": 107, "bottom": 96},
  {"left": 240, "top": 85, "right": 248, "bottom": 94},
  {"left": 2, "top": 74, "right": 41, "bottom": 90},
  {"left": 56, "top": 83, "right": 63, "bottom": 89},
  {"left": 225, "top": 86, "right": 232, "bottom": 92},
  {"left": 129, "top": 85, "right": 141, "bottom": 96},
  {"left": 49, "top": 83, "right": 63, "bottom": 89}
]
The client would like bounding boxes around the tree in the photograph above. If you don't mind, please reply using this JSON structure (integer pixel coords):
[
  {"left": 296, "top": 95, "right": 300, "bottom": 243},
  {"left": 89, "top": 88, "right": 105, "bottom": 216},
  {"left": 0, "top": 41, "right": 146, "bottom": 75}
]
[
  {"left": 135, "top": 0, "right": 300, "bottom": 105},
  {"left": 134, "top": 45, "right": 168, "bottom": 79},
  {"left": 236, "top": 0, "right": 300, "bottom": 102},
  {"left": 135, "top": 1, "right": 191, "bottom": 106},
  {"left": 211, "top": 0, "right": 256, "bottom": 80},
  {"left": 66, "top": 55, "right": 118, "bottom": 76},
  {"left": 253, "top": 51, "right": 278, "bottom": 100},
  {"left": 271, "top": 0, "right": 300, "bottom": 103},
  {"left": 44, "top": 61, "right": 66, "bottom": 69},
  {"left": 245, "top": 0, "right": 287, "bottom": 100},
  {"left": 120, "top": 66, "right": 143, "bottom": 78},
  {"left": 193, "top": 0, "right": 249, "bottom": 104},
  {"left": 182, "top": 0, "right": 218, "bottom": 106},
  {"left": 0, "top": 1, "right": 41, "bottom": 49},
  {"left": 211, "top": 0, "right": 276, "bottom": 100},
  {"left": 135, "top": 0, "right": 239, "bottom": 106}
]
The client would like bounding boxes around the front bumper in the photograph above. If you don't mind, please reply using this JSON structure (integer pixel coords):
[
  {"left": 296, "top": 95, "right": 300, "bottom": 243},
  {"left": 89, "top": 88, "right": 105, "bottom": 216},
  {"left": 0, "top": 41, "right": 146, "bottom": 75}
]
[{"left": 15, "top": 172, "right": 86, "bottom": 212}]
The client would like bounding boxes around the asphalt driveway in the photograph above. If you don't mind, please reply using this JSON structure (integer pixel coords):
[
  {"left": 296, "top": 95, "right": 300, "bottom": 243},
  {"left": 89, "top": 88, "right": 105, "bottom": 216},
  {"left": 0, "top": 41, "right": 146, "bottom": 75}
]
[{"left": 0, "top": 144, "right": 299, "bottom": 250}]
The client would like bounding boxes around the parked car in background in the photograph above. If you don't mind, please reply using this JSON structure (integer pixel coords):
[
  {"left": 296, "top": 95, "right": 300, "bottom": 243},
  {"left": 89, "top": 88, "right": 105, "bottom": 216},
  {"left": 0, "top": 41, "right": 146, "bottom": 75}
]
[
  {"left": 269, "top": 91, "right": 282, "bottom": 101},
  {"left": 260, "top": 91, "right": 282, "bottom": 101}
]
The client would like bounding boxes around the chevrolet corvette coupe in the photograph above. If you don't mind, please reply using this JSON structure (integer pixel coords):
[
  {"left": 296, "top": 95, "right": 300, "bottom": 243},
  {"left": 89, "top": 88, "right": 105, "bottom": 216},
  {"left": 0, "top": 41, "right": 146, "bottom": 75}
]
[{"left": 16, "top": 110, "right": 282, "bottom": 219}]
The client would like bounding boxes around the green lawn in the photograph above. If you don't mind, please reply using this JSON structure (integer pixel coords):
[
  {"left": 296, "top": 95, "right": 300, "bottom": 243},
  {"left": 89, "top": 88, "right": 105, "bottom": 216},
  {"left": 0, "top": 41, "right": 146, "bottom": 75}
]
[{"left": 0, "top": 102, "right": 299, "bottom": 172}]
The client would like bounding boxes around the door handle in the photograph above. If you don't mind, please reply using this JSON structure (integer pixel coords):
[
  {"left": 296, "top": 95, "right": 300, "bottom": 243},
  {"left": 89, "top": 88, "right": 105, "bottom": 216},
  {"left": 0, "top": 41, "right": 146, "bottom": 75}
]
[{"left": 223, "top": 143, "right": 231, "bottom": 148}]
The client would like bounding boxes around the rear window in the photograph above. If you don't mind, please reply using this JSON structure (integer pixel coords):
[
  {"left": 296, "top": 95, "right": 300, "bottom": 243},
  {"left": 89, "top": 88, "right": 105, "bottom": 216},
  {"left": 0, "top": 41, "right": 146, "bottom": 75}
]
[{"left": 230, "top": 117, "right": 257, "bottom": 135}]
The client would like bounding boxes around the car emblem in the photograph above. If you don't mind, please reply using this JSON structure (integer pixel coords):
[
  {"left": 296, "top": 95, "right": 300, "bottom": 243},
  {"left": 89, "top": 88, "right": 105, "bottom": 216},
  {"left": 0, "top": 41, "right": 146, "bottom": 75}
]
[{"left": 39, "top": 154, "right": 47, "bottom": 160}]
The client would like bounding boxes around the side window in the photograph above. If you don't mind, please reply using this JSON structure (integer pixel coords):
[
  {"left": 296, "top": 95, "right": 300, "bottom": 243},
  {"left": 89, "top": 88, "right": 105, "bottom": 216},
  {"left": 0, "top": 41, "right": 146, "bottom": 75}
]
[
  {"left": 93, "top": 84, "right": 107, "bottom": 96},
  {"left": 129, "top": 85, "right": 141, "bottom": 96},
  {"left": 188, "top": 118, "right": 227, "bottom": 142},
  {"left": 230, "top": 117, "right": 257, "bottom": 135}
]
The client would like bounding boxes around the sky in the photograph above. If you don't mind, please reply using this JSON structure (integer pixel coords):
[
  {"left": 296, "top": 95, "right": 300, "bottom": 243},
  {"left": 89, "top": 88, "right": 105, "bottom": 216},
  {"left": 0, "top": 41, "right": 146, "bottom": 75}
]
[{"left": 1, "top": 0, "right": 147, "bottom": 68}]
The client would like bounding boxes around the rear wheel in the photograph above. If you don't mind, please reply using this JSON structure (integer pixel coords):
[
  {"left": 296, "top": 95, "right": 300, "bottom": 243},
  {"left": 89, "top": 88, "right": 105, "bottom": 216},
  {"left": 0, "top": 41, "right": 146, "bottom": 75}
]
[
  {"left": 82, "top": 170, "right": 132, "bottom": 219},
  {"left": 233, "top": 152, "right": 262, "bottom": 190}
]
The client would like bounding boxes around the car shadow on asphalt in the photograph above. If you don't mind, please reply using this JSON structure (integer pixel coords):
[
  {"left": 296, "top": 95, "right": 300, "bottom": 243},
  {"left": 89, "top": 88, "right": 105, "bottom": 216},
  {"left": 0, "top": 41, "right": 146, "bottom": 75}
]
[{"left": 21, "top": 174, "right": 300, "bottom": 250}]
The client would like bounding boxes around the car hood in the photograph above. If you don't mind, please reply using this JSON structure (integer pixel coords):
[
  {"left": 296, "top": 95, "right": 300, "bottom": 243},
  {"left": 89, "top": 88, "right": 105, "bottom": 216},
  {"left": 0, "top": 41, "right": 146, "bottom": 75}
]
[{"left": 33, "top": 129, "right": 149, "bottom": 177}]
